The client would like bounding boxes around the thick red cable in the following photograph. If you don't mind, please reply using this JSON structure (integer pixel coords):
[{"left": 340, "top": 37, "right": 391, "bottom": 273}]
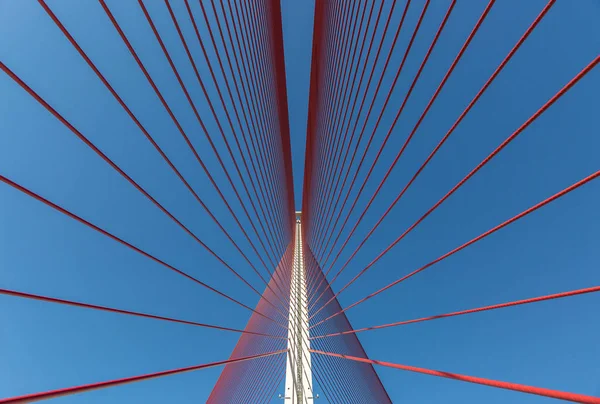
[
  {"left": 0, "top": 288, "right": 285, "bottom": 339},
  {"left": 316, "top": 0, "right": 555, "bottom": 309},
  {"left": 313, "top": 168, "right": 600, "bottom": 328},
  {"left": 312, "top": 285, "right": 600, "bottom": 339},
  {"left": 0, "top": 174, "right": 286, "bottom": 329},
  {"left": 0, "top": 350, "right": 287, "bottom": 404},
  {"left": 310, "top": 55, "right": 599, "bottom": 321},
  {"left": 311, "top": 350, "right": 600, "bottom": 403}
]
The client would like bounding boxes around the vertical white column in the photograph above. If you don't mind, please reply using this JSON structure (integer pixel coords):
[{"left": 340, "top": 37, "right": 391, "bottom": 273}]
[{"left": 284, "top": 213, "right": 313, "bottom": 402}]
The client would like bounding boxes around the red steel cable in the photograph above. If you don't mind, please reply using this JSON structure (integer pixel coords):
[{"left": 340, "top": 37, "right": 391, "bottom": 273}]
[
  {"left": 305, "top": 0, "right": 404, "bottom": 297},
  {"left": 300, "top": 0, "right": 328, "bottom": 240},
  {"left": 308, "top": 0, "right": 370, "bottom": 247},
  {"left": 313, "top": 167, "right": 600, "bottom": 328},
  {"left": 207, "top": 0, "right": 294, "bottom": 298},
  {"left": 208, "top": 0, "right": 286, "bottom": 237},
  {"left": 103, "top": 0, "right": 285, "bottom": 273},
  {"left": 309, "top": 1, "right": 365, "bottom": 236},
  {"left": 311, "top": 0, "right": 491, "bottom": 306},
  {"left": 310, "top": 54, "right": 599, "bottom": 322},
  {"left": 38, "top": 0, "right": 290, "bottom": 312},
  {"left": 233, "top": 0, "right": 288, "bottom": 254},
  {"left": 315, "top": 0, "right": 441, "bottom": 268},
  {"left": 313, "top": 0, "right": 416, "bottom": 256},
  {"left": 308, "top": 0, "right": 464, "bottom": 305},
  {"left": 304, "top": 0, "right": 347, "bottom": 246},
  {"left": 100, "top": 0, "right": 292, "bottom": 307},
  {"left": 247, "top": 0, "right": 291, "bottom": 246},
  {"left": 239, "top": 0, "right": 290, "bottom": 251},
  {"left": 316, "top": 0, "right": 555, "bottom": 309},
  {"left": 312, "top": 285, "right": 600, "bottom": 339},
  {"left": 307, "top": 0, "right": 379, "bottom": 265},
  {"left": 0, "top": 174, "right": 286, "bottom": 329},
  {"left": 311, "top": 350, "right": 600, "bottom": 404},
  {"left": 136, "top": 1, "right": 285, "bottom": 267},
  {"left": 310, "top": 0, "right": 413, "bottom": 255},
  {"left": 0, "top": 350, "right": 287, "bottom": 404},
  {"left": 0, "top": 288, "right": 285, "bottom": 339},
  {"left": 185, "top": 0, "right": 287, "bottom": 271},
  {"left": 0, "top": 59, "right": 291, "bottom": 323},
  {"left": 229, "top": 0, "right": 292, "bottom": 253},
  {"left": 171, "top": 0, "right": 290, "bottom": 305},
  {"left": 305, "top": 0, "right": 389, "bottom": 296},
  {"left": 268, "top": 1, "right": 296, "bottom": 239}
]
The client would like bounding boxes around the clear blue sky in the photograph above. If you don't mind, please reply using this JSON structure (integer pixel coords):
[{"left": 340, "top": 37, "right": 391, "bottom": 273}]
[{"left": 1, "top": 0, "right": 599, "bottom": 403}]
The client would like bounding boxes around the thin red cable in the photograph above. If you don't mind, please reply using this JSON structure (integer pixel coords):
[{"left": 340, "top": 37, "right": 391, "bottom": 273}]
[
  {"left": 137, "top": 1, "right": 284, "bottom": 267},
  {"left": 313, "top": 0, "right": 415, "bottom": 254},
  {"left": 0, "top": 288, "right": 285, "bottom": 339},
  {"left": 307, "top": 0, "right": 378, "bottom": 264},
  {"left": 239, "top": 0, "right": 288, "bottom": 250},
  {"left": 186, "top": 0, "right": 286, "bottom": 271},
  {"left": 304, "top": 0, "right": 346, "bottom": 246},
  {"left": 0, "top": 350, "right": 287, "bottom": 404},
  {"left": 37, "top": 0, "right": 288, "bottom": 308},
  {"left": 0, "top": 60, "right": 289, "bottom": 324},
  {"left": 248, "top": 0, "right": 291, "bottom": 248},
  {"left": 99, "top": 1, "right": 292, "bottom": 312},
  {"left": 309, "top": 0, "right": 460, "bottom": 305},
  {"left": 309, "top": 1, "right": 364, "bottom": 234},
  {"left": 311, "top": 0, "right": 477, "bottom": 303},
  {"left": 315, "top": 0, "right": 437, "bottom": 267},
  {"left": 262, "top": 0, "right": 296, "bottom": 233},
  {"left": 228, "top": 0, "right": 290, "bottom": 255},
  {"left": 315, "top": 0, "right": 494, "bottom": 277},
  {"left": 173, "top": 0, "right": 289, "bottom": 305},
  {"left": 211, "top": 0, "right": 294, "bottom": 261},
  {"left": 310, "top": 0, "right": 413, "bottom": 255},
  {"left": 311, "top": 350, "right": 600, "bottom": 404},
  {"left": 305, "top": 0, "right": 403, "bottom": 298},
  {"left": 317, "top": 0, "right": 554, "bottom": 307},
  {"left": 313, "top": 168, "right": 600, "bottom": 328},
  {"left": 310, "top": 1, "right": 370, "bottom": 248},
  {"left": 0, "top": 174, "right": 286, "bottom": 329},
  {"left": 312, "top": 285, "right": 600, "bottom": 339},
  {"left": 305, "top": 0, "right": 384, "bottom": 294},
  {"left": 310, "top": 54, "right": 599, "bottom": 321}
]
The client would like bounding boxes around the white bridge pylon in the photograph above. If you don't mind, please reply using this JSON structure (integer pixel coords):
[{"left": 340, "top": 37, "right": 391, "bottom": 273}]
[{"left": 283, "top": 212, "right": 314, "bottom": 402}]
